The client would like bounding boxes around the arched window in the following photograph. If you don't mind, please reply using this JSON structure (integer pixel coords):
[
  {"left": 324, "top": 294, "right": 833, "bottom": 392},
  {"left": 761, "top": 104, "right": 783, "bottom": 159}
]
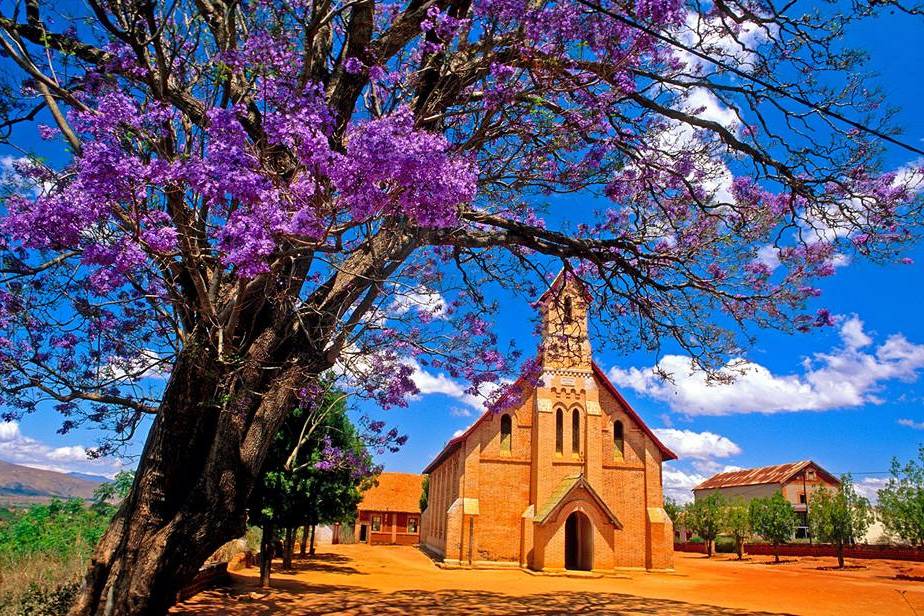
[
  {"left": 564, "top": 296, "right": 573, "bottom": 323},
  {"left": 500, "top": 414, "right": 512, "bottom": 453},
  {"left": 571, "top": 409, "right": 581, "bottom": 454},
  {"left": 555, "top": 409, "right": 564, "bottom": 454},
  {"left": 614, "top": 420, "right": 624, "bottom": 459}
]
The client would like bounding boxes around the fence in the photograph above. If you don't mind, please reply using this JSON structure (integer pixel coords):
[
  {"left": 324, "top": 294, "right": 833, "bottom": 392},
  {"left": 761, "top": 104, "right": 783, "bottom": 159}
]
[
  {"left": 674, "top": 542, "right": 924, "bottom": 562},
  {"left": 176, "top": 562, "right": 231, "bottom": 602}
]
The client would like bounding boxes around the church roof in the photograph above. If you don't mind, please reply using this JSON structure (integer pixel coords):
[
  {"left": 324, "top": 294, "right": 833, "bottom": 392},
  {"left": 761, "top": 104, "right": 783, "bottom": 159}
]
[
  {"left": 534, "top": 268, "right": 593, "bottom": 307},
  {"left": 693, "top": 460, "right": 839, "bottom": 491},
  {"left": 421, "top": 359, "right": 676, "bottom": 474},
  {"left": 591, "top": 361, "right": 677, "bottom": 461},
  {"left": 358, "top": 472, "right": 425, "bottom": 513},
  {"left": 535, "top": 474, "right": 622, "bottom": 527}
]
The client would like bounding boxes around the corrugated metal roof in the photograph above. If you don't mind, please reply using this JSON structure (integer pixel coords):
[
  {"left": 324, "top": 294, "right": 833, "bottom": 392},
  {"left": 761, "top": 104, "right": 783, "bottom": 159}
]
[
  {"left": 358, "top": 472, "right": 425, "bottom": 513},
  {"left": 694, "top": 460, "right": 839, "bottom": 491}
]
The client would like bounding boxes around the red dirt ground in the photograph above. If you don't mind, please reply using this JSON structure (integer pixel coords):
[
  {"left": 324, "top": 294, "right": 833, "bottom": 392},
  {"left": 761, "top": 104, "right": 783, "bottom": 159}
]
[{"left": 172, "top": 544, "right": 924, "bottom": 615}]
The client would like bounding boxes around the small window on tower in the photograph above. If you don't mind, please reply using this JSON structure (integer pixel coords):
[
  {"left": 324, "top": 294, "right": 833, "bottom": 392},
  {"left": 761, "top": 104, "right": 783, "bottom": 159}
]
[
  {"left": 799, "top": 493, "right": 807, "bottom": 504},
  {"left": 614, "top": 420, "right": 625, "bottom": 459},
  {"left": 500, "top": 414, "right": 512, "bottom": 453},
  {"left": 555, "top": 409, "right": 564, "bottom": 454},
  {"left": 564, "top": 296, "right": 573, "bottom": 323},
  {"left": 572, "top": 409, "right": 581, "bottom": 454}
]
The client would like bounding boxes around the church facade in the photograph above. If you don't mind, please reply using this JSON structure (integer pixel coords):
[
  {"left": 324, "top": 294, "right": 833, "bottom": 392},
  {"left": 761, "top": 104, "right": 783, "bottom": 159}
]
[{"left": 419, "top": 274, "right": 676, "bottom": 571}]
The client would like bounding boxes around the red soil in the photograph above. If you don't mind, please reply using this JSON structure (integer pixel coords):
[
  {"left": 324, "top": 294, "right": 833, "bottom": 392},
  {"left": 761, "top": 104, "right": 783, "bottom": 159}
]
[{"left": 172, "top": 544, "right": 924, "bottom": 615}]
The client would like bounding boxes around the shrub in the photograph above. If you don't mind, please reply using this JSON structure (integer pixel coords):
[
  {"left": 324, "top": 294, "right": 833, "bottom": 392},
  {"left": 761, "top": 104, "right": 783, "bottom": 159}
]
[
  {"left": 715, "top": 536, "right": 736, "bottom": 553},
  {"left": 6, "top": 581, "right": 80, "bottom": 616},
  {"left": 689, "top": 536, "right": 704, "bottom": 544}
]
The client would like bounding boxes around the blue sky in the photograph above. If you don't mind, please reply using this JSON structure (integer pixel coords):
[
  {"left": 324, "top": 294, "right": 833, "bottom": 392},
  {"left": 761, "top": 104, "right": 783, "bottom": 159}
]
[{"left": 1, "top": 5, "right": 923, "bottom": 501}]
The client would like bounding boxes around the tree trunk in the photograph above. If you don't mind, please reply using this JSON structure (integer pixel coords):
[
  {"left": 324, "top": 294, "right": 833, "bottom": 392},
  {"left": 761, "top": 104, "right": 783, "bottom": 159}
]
[
  {"left": 706, "top": 538, "right": 713, "bottom": 557},
  {"left": 300, "top": 524, "right": 309, "bottom": 556},
  {"left": 837, "top": 542, "right": 845, "bottom": 569},
  {"left": 67, "top": 338, "right": 311, "bottom": 615},
  {"left": 774, "top": 546, "right": 780, "bottom": 563},
  {"left": 282, "top": 527, "right": 294, "bottom": 569},
  {"left": 736, "top": 537, "right": 744, "bottom": 560},
  {"left": 309, "top": 524, "right": 317, "bottom": 556},
  {"left": 260, "top": 519, "right": 274, "bottom": 588}
]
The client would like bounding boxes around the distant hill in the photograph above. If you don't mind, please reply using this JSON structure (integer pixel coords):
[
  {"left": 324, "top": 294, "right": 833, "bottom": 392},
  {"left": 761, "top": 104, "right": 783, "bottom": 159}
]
[
  {"left": 66, "top": 471, "right": 109, "bottom": 484},
  {"left": 0, "top": 459, "right": 103, "bottom": 506}
]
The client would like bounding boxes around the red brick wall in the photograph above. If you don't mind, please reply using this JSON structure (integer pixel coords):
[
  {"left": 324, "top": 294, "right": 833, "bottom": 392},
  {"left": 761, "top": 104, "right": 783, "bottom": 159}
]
[
  {"left": 675, "top": 542, "right": 924, "bottom": 562},
  {"left": 356, "top": 509, "right": 420, "bottom": 545}
]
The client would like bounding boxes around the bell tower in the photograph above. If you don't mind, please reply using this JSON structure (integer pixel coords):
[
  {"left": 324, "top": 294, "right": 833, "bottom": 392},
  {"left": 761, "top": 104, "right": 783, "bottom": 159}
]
[
  {"left": 538, "top": 272, "right": 592, "bottom": 373},
  {"left": 529, "top": 270, "right": 603, "bottom": 519}
]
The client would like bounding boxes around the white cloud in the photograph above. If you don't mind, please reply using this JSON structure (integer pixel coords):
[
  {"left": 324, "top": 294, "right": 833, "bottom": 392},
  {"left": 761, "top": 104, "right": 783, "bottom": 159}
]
[
  {"left": 754, "top": 244, "right": 781, "bottom": 271},
  {"left": 452, "top": 428, "right": 466, "bottom": 438},
  {"left": 663, "top": 464, "right": 707, "bottom": 503},
  {"left": 652, "top": 428, "right": 741, "bottom": 460},
  {"left": 0, "top": 422, "right": 125, "bottom": 477},
  {"left": 609, "top": 315, "right": 924, "bottom": 416},
  {"left": 405, "top": 358, "right": 508, "bottom": 412},
  {"left": 103, "top": 349, "right": 169, "bottom": 381},
  {"left": 389, "top": 287, "right": 447, "bottom": 319},
  {"left": 855, "top": 477, "right": 888, "bottom": 503},
  {"left": 898, "top": 418, "right": 924, "bottom": 430}
]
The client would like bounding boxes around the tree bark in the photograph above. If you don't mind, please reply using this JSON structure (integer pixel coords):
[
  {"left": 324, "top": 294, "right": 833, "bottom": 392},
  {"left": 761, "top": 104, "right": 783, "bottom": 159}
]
[
  {"left": 66, "top": 228, "right": 414, "bottom": 615},
  {"left": 309, "top": 524, "right": 317, "bottom": 556},
  {"left": 67, "top": 336, "right": 310, "bottom": 615},
  {"left": 283, "top": 527, "right": 294, "bottom": 569},
  {"left": 299, "top": 524, "right": 309, "bottom": 557},
  {"left": 260, "top": 519, "right": 274, "bottom": 588},
  {"left": 736, "top": 537, "right": 744, "bottom": 560},
  {"left": 706, "top": 539, "right": 713, "bottom": 557},
  {"left": 774, "top": 546, "right": 780, "bottom": 563},
  {"left": 837, "top": 542, "right": 845, "bottom": 568}
]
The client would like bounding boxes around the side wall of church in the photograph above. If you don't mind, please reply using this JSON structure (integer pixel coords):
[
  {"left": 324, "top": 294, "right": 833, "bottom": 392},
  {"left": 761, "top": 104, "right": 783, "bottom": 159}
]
[{"left": 597, "top": 381, "right": 668, "bottom": 568}]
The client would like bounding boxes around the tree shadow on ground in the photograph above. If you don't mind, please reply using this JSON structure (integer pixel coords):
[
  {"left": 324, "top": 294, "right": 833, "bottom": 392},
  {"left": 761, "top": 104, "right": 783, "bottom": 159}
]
[
  {"left": 173, "top": 580, "right": 795, "bottom": 615},
  {"left": 277, "top": 553, "right": 365, "bottom": 576}
]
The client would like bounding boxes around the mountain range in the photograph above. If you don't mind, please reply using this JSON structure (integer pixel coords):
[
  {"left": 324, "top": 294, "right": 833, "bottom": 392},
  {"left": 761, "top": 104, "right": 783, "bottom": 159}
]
[{"left": 0, "top": 459, "right": 106, "bottom": 506}]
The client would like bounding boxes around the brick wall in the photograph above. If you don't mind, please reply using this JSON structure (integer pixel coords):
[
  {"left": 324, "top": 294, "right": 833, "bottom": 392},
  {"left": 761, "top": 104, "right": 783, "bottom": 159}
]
[
  {"left": 356, "top": 509, "right": 420, "bottom": 545},
  {"left": 675, "top": 542, "right": 924, "bottom": 562}
]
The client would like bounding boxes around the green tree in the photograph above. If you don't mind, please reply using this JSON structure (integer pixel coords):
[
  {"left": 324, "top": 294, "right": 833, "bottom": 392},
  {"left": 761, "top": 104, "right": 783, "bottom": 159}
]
[
  {"left": 724, "top": 499, "right": 751, "bottom": 560},
  {"left": 248, "top": 386, "right": 384, "bottom": 587},
  {"left": 663, "top": 497, "right": 683, "bottom": 525},
  {"left": 686, "top": 494, "right": 724, "bottom": 557},
  {"left": 419, "top": 476, "right": 430, "bottom": 513},
  {"left": 750, "top": 492, "right": 796, "bottom": 563},
  {"left": 810, "top": 475, "right": 873, "bottom": 568},
  {"left": 0, "top": 499, "right": 112, "bottom": 563},
  {"left": 91, "top": 471, "right": 136, "bottom": 511},
  {"left": 877, "top": 446, "right": 924, "bottom": 545}
]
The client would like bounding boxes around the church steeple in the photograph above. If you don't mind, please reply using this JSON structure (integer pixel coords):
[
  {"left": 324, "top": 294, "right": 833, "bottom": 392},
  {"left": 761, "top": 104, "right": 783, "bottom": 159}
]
[{"left": 537, "top": 270, "right": 592, "bottom": 372}]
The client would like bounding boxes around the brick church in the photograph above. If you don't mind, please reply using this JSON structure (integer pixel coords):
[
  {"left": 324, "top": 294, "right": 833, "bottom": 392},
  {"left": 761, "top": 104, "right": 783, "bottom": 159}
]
[{"left": 419, "top": 273, "right": 676, "bottom": 571}]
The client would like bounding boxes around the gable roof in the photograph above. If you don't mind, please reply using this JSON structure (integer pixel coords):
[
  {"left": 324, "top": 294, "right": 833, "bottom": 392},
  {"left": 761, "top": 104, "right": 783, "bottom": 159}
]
[
  {"left": 534, "top": 268, "right": 593, "bottom": 307},
  {"left": 591, "top": 361, "right": 677, "bottom": 461},
  {"left": 693, "top": 460, "right": 840, "bottom": 491},
  {"left": 535, "top": 474, "right": 622, "bottom": 528},
  {"left": 422, "top": 359, "right": 676, "bottom": 474},
  {"left": 358, "top": 472, "right": 424, "bottom": 513}
]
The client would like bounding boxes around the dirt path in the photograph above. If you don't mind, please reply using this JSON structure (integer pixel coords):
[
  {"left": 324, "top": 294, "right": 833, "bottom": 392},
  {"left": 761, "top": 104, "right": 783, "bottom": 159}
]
[{"left": 173, "top": 545, "right": 924, "bottom": 615}]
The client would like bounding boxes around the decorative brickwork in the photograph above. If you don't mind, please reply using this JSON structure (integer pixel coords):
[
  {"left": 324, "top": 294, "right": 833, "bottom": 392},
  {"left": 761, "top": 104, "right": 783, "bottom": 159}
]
[{"left": 420, "top": 273, "right": 676, "bottom": 571}]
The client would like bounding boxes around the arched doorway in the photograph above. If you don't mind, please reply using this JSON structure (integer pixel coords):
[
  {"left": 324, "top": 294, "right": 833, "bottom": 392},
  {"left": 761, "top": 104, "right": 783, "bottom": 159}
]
[{"left": 564, "top": 511, "right": 593, "bottom": 571}]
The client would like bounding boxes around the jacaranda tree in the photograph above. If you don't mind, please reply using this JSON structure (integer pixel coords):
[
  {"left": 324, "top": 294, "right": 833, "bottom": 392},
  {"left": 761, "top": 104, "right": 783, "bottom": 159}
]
[{"left": 0, "top": 0, "right": 922, "bottom": 613}]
